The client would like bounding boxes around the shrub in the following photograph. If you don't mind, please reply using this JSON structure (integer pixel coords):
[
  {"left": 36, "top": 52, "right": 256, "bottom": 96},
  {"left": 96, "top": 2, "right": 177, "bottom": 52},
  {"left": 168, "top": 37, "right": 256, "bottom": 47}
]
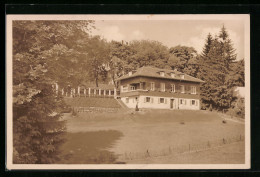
[{"left": 227, "top": 98, "right": 245, "bottom": 119}]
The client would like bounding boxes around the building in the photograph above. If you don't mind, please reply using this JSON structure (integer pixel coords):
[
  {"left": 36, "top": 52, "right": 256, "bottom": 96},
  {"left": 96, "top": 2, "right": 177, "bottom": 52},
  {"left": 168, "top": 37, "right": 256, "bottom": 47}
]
[{"left": 116, "top": 66, "right": 204, "bottom": 110}]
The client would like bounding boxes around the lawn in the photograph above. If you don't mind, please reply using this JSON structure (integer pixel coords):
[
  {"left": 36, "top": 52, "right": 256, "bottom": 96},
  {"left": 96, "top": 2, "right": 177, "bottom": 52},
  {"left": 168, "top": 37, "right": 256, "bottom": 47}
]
[{"left": 58, "top": 109, "right": 245, "bottom": 164}]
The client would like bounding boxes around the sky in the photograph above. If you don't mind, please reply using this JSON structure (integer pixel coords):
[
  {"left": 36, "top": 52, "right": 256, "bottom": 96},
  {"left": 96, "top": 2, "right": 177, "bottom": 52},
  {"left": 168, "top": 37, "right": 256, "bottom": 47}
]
[{"left": 91, "top": 20, "right": 245, "bottom": 60}]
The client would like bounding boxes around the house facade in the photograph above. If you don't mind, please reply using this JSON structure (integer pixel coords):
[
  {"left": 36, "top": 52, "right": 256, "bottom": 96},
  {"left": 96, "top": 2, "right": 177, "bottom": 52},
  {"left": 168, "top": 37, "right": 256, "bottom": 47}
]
[{"left": 116, "top": 66, "right": 204, "bottom": 110}]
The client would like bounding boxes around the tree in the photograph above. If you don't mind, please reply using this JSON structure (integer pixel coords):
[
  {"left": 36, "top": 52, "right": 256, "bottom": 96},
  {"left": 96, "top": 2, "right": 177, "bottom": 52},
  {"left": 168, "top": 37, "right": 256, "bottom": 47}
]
[
  {"left": 107, "top": 41, "right": 132, "bottom": 87},
  {"left": 198, "top": 26, "right": 240, "bottom": 111},
  {"left": 84, "top": 36, "right": 110, "bottom": 87},
  {"left": 12, "top": 20, "right": 93, "bottom": 163},
  {"left": 128, "top": 40, "right": 169, "bottom": 69},
  {"left": 183, "top": 56, "right": 200, "bottom": 78},
  {"left": 218, "top": 25, "right": 237, "bottom": 70},
  {"left": 201, "top": 33, "right": 213, "bottom": 58},
  {"left": 199, "top": 37, "right": 223, "bottom": 109},
  {"left": 168, "top": 45, "right": 197, "bottom": 72},
  {"left": 228, "top": 59, "right": 245, "bottom": 87}
]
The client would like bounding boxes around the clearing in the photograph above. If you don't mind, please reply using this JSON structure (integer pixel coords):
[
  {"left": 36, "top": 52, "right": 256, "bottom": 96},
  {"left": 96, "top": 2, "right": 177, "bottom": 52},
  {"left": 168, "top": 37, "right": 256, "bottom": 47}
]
[{"left": 58, "top": 109, "right": 245, "bottom": 164}]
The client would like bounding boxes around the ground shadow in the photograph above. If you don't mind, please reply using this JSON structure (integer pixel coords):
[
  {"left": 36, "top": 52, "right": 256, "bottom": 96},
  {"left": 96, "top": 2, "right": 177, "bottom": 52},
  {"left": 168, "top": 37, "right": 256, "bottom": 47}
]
[{"left": 58, "top": 130, "right": 124, "bottom": 164}]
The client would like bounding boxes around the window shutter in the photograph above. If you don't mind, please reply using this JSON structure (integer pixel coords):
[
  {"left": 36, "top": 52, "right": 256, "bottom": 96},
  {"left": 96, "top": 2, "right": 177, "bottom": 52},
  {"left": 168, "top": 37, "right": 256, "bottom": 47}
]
[
  {"left": 158, "top": 98, "right": 160, "bottom": 104},
  {"left": 196, "top": 100, "right": 198, "bottom": 106},
  {"left": 184, "top": 99, "right": 186, "bottom": 105},
  {"left": 165, "top": 98, "right": 167, "bottom": 104},
  {"left": 144, "top": 97, "right": 146, "bottom": 103},
  {"left": 151, "top": 98, "right": 154, "bottom": 103},
  {"left": 190, "top": 100, "right": 192, "bottom": 105}
]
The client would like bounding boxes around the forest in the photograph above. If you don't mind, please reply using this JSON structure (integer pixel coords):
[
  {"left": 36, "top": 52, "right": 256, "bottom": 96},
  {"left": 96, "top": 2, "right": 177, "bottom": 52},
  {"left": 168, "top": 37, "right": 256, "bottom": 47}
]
[{"left": 12, "top": 21, "right": 245, "bottom": 163}]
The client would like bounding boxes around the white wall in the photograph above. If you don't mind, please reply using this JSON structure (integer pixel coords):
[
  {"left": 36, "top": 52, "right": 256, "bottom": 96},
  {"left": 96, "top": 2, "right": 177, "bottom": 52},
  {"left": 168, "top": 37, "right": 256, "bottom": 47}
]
[
  {"left": 121, "top": 96, "right": 200, "bottom": 110},
  {"left": 178, "top": 98, "right": 200, "bottom": 110}
]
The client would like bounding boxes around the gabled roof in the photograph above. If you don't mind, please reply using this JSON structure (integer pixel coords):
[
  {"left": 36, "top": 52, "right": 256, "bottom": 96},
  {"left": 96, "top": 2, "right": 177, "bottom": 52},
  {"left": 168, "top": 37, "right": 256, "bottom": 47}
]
[{"left": 116, "top": 66, "right": 204, "bottom": 83}]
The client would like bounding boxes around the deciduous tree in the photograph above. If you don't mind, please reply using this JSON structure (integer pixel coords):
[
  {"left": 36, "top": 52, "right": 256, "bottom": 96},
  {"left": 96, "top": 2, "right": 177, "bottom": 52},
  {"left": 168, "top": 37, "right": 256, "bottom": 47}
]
[{"left": 12, "top": 20, "right": 93, "bottom": 163}]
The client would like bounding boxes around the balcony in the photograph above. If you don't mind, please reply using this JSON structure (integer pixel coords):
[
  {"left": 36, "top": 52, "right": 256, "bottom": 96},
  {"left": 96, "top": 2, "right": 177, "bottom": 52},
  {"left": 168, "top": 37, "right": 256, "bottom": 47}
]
[{"left": 120, "top": 82, "right": 147, "bottom": 93}]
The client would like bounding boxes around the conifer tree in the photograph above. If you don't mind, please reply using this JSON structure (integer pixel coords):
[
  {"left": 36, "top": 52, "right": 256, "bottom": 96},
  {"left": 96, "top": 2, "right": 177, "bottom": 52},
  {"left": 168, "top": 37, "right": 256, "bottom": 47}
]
[
  {"left": 201, "top": 33, "right": 213, "bottom": 58},
  {"left": 218, "top": 25, "right": 237, "bottom": 70},
  {"left": 199, "top": 26, "right": 239, "bottom": 110}
]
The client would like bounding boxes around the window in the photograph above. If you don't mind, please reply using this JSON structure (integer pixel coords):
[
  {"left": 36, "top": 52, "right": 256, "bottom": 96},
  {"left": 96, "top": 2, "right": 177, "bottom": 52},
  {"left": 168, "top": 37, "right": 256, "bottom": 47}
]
[
  {"left": 180, "top": 99, "right": 186, "bottom": 105},
  {"left": 191, "top": 86, "right": 196, "bottom": 94},
  {"left": 171, "top": 84, "right": 175, "bottom": 92},
  {"left": 126, "top": 98, "right": 129, "bottom": 103},
  {"left": 145, "top": 97, "right": 154, "bottom": 103},
  {"left": 160, "top": 83, "right": 165, "bottom": 92},
  {"left": 151, "top": 82, "right": 155, "bottom": 91},
  {"left": 170, "top": 73, "right": 175, "bottom": 78},
  {"left": 130, "top": 86, "right": 136, "bottom": 91},
  {"left": 191, "top": 100, "right": 196, "bottom": 105},
  {"left": 180, "top": 85, "right": 185, "bottom": 93},
  {"left": 160, "top": 98, "right": 165, "bottom": 103},
  {"left": 160, "top": 71, "right": 165, "bottom": 77}
]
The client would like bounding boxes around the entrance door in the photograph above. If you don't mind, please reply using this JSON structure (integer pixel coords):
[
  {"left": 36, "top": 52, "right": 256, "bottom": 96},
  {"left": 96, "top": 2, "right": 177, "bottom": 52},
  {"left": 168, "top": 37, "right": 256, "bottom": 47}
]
[{"left": 170, "top": 99, "right": 174, "bottom": 109}]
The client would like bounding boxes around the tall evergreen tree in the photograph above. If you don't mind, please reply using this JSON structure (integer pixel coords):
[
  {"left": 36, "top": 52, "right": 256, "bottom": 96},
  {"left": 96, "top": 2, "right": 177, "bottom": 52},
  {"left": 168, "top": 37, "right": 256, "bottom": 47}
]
[
  {"left": 199, "top": 26, "right": 239, "bottom": 110},
  {"left": 218, "top": 25, "right": 237, "bottom": 70},
  {"left": 201, "top": 33, "right": 213, "bottom": 58}
]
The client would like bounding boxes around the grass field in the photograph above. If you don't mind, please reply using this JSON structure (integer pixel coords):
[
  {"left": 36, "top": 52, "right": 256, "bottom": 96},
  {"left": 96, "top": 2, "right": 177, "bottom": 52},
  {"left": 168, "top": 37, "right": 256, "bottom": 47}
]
[{"left": 58, "top": 109, "right": 245, "bottom": 164}]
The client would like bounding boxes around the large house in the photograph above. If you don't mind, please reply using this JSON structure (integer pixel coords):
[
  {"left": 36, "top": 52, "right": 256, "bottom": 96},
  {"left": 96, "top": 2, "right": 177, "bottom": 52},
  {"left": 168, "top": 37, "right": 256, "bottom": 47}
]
[{"left": 116, "top": 66, "right": 204, "bottom": 110}]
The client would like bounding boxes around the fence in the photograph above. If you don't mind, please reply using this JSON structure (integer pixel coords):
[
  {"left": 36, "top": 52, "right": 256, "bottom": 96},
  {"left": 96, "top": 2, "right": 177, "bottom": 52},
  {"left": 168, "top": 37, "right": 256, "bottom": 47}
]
[{"left": 119, "top": 134, "right": 245, "bottom": 161}]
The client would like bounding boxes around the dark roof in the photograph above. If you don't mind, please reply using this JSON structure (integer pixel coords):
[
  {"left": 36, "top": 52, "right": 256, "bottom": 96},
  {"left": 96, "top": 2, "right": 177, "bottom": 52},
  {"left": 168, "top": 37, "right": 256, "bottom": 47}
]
[{"left": 116, "top": 66, "right": 204, "bottom": 83}]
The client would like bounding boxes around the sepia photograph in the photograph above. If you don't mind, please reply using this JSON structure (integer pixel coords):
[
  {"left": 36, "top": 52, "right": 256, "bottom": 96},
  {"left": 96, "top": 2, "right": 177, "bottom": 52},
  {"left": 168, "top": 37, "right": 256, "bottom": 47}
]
[{"left": 6, "top": 14, "right": 250, "bottom": 169}]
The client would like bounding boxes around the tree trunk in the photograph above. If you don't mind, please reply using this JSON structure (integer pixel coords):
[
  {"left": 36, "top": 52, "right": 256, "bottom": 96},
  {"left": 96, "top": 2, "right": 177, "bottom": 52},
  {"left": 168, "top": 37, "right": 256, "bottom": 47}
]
[{"left": 95, "top": 77, "right": 98, "bottom": 87}]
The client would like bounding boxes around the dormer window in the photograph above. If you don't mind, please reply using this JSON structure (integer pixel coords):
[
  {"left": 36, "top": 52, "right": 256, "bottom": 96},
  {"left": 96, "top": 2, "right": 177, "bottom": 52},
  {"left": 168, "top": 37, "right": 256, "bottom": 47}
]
[
  {"left": 128, "top": 71, "right": 132, "bottom": 76},
  {"left": 170, "top": 72, "right": 175, "bottom": 78},
  {"left": 180, "top": 74, "right": 185, "bottom": 79},
  {"left": 160, "top": 71, "right": 165, "bottom": 77}
]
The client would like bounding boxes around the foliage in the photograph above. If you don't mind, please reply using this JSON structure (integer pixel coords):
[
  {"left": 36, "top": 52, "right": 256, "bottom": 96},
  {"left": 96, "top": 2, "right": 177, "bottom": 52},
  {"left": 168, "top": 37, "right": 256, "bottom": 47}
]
[
  {"left": 168, "top": 45, "right": 198, "bottom": 72},
  {"left": 128, "top": 40, "right": 170, "bottom": 69},
  {"left": 198, "top": 25, "right": 244, "bottom": 111},
  {"left": 83, "top": 36, "right": 110, "bottom": 87},
  {"left": 12, "top": 20, "right": 93, "bottom": 163},
  {"left": 108, "top": 41, "right": 132, "bottom": 86}
]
